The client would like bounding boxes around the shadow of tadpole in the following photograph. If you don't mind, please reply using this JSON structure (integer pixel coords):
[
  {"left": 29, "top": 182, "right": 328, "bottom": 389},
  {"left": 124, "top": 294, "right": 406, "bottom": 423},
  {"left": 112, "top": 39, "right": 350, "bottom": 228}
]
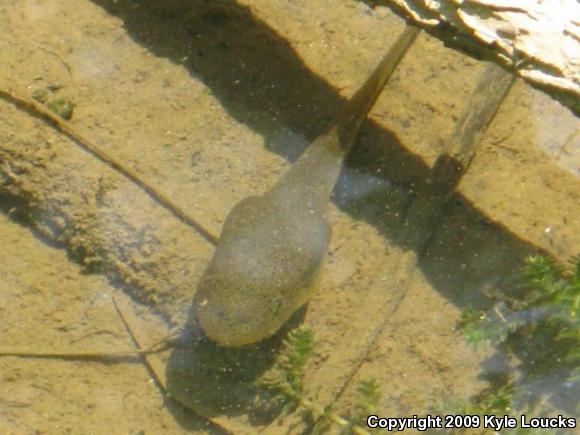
[
  {"left": 89, "top": 0, "right": 423, "bottom": 170},
  {"left": 165, "top": 307, "right": 306, "bottom": 426}
]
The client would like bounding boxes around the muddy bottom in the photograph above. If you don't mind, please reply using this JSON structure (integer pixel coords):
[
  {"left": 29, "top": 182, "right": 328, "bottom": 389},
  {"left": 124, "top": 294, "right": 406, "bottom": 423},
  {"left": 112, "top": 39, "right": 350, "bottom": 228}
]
[{"left": 0, "top": 0, "right": 578, "bottom": 434}]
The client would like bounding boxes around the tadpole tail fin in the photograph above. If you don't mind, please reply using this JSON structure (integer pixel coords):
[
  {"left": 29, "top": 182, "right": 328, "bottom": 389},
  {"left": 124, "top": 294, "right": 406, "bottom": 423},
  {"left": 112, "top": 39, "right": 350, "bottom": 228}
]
[
  {"left": 334, "top": 25, "right": 420, "bottom": 152},
  {"left": 271, "top": 26, "right": 419, "bottom": 205}
]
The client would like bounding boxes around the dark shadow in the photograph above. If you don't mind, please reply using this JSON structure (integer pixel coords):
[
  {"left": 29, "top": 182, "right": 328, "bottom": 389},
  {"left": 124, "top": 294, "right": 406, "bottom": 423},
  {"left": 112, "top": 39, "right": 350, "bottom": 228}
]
[
  {"left": 166, "top": 306, "right": 307, "bottom": 427},
  {"left": 89, "top": 0, "right": 425, "bottom": 176},
  {"left": 36, "top": 0, "right": 576, "bottom": 428}
]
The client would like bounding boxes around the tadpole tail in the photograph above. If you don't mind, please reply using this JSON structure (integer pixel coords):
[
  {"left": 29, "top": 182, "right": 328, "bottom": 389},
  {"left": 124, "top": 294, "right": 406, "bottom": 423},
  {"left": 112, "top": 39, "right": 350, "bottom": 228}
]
[
  {"left": 332, "top": 25, "right": 420, "bottom": 153},
  {"left": 272, "top": 25, "right": 420, "bottom": 205}
]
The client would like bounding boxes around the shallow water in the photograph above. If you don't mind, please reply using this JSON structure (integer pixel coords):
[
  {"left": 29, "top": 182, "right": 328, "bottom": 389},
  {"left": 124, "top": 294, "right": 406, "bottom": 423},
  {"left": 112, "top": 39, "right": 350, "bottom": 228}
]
[{"left": 0, "top": 0, "right": 578, "bottom": 434}]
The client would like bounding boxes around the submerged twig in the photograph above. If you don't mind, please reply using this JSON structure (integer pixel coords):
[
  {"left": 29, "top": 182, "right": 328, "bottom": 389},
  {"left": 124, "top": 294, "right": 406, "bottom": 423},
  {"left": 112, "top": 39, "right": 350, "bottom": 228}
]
[
  {"left": 330, "top": 61, "right": 515, "bottom": 420},
  {"left": 0, "top": 86, "right": 219, "bottom": 245},
  {"left": 0, "top": 299, "right": 178, "bottom": 362},
  {"left": 111, "top": 296, "right": 173, "bottom": 393},
  {"left": 0, "top": 346, "right": 167, "bottom": 361}
]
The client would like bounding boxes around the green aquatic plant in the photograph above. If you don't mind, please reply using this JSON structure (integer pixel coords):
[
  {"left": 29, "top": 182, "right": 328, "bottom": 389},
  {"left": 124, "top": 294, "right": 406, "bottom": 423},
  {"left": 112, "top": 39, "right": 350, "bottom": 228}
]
[
  {"left": 459, "top": 305, "right": 515, "bottom": 346},
  {"left": 459, "top": 255, "right": 578, "bottom": 376},
  {"left": 258, "top": 326, "right": 380, "bottom": 434},
  {"left": 457, "top": 254, "right": 579, "bottom": 421},
  {"left": 436, "top": 380, "right": 560, "bottom": 435},
  {"left": 259, "top": 325, "right": 315, "bottom": 412},
  {"left": 31, "top": 87, "right": 75, "bottom": 120},
  {"left": 32, "top": 88, "right": 49, "bottom": 103},
  {"left": 336, "top": 378, "right": 381, "bottom": 435},
  {"left": 47, "top": 97, "right": 74, "bottom": 120},
  {"left": 467, "top": 381, "right": 515, "bottom": 415}
]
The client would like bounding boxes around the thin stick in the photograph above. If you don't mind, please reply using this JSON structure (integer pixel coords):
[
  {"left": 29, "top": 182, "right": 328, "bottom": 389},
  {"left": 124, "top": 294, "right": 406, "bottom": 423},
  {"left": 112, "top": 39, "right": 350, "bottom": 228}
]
[
  {"left": 0, "top": 87, "right": 219, "bottom": 246},
  {"left": 329, "top": 61, "right": 515, "bottom": 410},
  {"left": 111, "top": 296, "right": 171, "bottom": 392},
  {"left": 0, "top": 347, "right": 167, "bottom": 360},
  {"left": 0, "top": 314, "right": 177, "bottom": 361},
  {"left": 110, "top": 297, "right": 235, "bottom": 434}
]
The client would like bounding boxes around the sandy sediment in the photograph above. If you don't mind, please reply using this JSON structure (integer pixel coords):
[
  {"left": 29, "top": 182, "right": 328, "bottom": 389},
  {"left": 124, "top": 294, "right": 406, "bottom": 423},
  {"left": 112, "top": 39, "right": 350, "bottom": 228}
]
[{"left": 0, "top": 96, "right": 212, "bottom": 320}]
